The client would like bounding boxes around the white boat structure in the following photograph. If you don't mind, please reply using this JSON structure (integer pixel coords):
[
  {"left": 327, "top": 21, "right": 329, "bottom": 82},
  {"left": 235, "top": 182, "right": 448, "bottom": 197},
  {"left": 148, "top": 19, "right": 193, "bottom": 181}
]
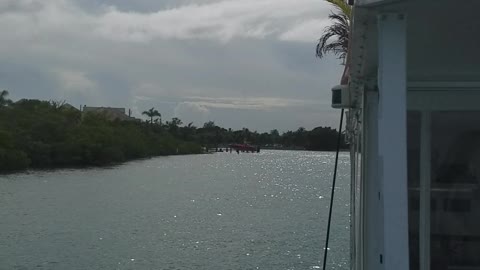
[{"left": 332, "top": 1, "right": 480, "bottom": 270}]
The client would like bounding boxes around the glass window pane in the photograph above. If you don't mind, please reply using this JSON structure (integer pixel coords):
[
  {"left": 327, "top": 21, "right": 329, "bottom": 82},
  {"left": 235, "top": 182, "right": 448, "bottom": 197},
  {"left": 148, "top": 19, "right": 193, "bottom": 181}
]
[{"left": 431, "top": 111, "right": 480, "bottom": 270}]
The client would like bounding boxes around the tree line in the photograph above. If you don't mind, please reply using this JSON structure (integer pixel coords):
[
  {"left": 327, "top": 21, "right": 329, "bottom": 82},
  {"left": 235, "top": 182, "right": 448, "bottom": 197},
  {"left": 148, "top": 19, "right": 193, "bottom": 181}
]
[
  {"left": 138, "top": 103, "right": 347, "bottom": 152},
  {"left": 180, "top": 121, "right": 347, "bottom": 151},
  {"left": 0, "top": 91, "right": 346, "bottom": 172},
  {"left": 0, "top": 91, "right": 202, "bottom": 172}
]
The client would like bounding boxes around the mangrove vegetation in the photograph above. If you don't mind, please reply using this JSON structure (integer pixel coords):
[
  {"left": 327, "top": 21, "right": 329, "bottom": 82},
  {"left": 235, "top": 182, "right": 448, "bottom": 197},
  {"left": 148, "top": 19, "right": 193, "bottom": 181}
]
[{"left": 0, "top": 92, "right": 345, "bottom": 172}]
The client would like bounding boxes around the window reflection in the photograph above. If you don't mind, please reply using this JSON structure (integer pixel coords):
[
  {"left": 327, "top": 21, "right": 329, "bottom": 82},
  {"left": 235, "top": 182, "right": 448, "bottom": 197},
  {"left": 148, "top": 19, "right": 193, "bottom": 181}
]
[{"left": 431, "top": 112, "right": 480, "bottom": 270}]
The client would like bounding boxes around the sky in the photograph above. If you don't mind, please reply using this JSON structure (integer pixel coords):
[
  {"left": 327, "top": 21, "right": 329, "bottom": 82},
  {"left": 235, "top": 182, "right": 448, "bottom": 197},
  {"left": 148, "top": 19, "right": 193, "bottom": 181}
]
[{"left": 0, "top": 0, "right": 344, "bottom": 132}]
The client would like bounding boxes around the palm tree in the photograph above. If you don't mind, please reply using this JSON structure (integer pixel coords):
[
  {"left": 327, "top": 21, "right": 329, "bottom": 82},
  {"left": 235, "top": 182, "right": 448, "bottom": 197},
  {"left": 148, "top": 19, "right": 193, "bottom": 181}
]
[
  {"left": 166, "top": 117, "right": 183, "bottom": 134},
  {"left": 182, "top": 122, "right": 196, "bottom": 140},
  {"left": 316, "top": 0, "right": 352, "bottom": 63},
  {"left": 168, "top": 117, "right": 182, "bottom": 128},
  {"left": 0, "top": 90, "right": 12, "bottom": 107},
  {"left": 142, "top": 107, "right": 161, "bottom": 124}
]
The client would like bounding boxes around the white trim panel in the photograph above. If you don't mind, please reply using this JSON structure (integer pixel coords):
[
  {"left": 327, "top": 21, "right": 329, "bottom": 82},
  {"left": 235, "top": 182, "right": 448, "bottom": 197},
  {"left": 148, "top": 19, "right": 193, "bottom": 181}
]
[
  {"left": 377, "top": 13, "right": 410, "bottom": 270},
  {"left": 419, "top": 112, "right": 431, "bottom": 270}
]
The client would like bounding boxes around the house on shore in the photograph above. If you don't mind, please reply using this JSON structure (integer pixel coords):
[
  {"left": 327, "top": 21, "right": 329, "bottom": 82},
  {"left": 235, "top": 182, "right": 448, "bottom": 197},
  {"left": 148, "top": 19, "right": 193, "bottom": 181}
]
[
  {"left": 60, "top": 103, "right": 79, "bottom": 111},
  {"left": 82, "top": 106, "right": 139, "bottom": 122}
]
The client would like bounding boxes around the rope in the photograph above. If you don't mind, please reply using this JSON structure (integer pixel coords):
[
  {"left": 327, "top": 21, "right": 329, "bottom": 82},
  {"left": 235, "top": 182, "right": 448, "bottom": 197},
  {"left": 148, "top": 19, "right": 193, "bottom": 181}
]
[{"left": 322, "top": 108, "right": 345, "bottom": 270}]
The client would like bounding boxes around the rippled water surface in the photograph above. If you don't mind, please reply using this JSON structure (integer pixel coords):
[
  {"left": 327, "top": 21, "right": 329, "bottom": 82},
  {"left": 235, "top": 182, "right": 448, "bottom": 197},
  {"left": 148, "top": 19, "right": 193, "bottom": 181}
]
[{"left": 0, "top": 150, "right": 350, "bottom": 270}]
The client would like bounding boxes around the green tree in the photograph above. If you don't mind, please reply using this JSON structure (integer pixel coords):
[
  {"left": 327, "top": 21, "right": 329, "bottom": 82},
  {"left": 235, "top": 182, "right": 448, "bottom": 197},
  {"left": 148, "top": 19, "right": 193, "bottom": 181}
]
[
  {"left": 293, "top": 127, "right": 307, "bottom": 147},
  {"left": 142, "top": 107, "right": 161, "bottom": 124},
  {"left": 167, "top": 117, "right": 183, "bottom": 135},
  {"left": 0, "top": 90, "right": 12, "bottom": 107},
  {"left": 270, "top": 129, "right": 280, "bottom": 145},
  {"left": 0, "top": 93, "right": 203, "bottom": 172},
  {"left": 203, "top": 121, "right": 216, "bottom": 130},
  {"left": 169, "top": 117, "right": 182, "bottom": 127},
  {"left": 316, "top": 0, "right": 352, "bottom": 62},
  {"left": 180, "top": 122, "right": 196, "bottom": 141}
]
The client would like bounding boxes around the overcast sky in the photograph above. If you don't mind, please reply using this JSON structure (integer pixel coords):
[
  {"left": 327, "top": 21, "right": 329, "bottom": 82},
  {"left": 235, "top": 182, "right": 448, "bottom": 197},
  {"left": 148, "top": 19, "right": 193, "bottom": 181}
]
[{"left": 0, "top": 0, "right": 344, "bottom": 132}]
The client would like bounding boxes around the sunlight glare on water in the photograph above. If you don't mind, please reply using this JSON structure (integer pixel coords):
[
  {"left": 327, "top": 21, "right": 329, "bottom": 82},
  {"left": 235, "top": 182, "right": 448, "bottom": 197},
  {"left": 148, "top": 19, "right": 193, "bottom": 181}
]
[{"left": 0, "top": 150, "right": 350, "bottom": 270}]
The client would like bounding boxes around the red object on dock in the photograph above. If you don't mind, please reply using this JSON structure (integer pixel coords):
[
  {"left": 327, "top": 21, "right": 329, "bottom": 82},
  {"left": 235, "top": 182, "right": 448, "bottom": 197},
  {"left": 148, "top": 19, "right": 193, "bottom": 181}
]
[{"left": 228, "top": 144, "right": 258, "bottom": 152}]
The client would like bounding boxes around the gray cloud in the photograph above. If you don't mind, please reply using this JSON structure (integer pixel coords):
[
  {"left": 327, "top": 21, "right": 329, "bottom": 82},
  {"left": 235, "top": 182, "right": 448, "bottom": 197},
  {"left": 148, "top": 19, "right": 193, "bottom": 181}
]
[
  {"left": 93, "top": 0, "right": 331, "bottom": 43},
  {"left": 1, "top": 0, "right": 332, "bottom": 43},
  {"left": 174, "top": 102, "right": 210, "bottom": 126},
  {"left": 183, "top": 96, "right": 328, "bottom": 110},
  {"left": 0, "top": 0, "right": 344, "bottom": 132}
]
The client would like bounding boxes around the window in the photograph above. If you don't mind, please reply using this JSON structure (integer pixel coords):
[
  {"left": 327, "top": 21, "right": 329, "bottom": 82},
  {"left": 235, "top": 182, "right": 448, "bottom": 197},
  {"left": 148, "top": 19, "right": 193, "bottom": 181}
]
[
  {"left": 430, "top": 112, "right": 480, "bottom": 270},
  {"left": 408, "top": 111, "right": 480, "bottom": 270}
]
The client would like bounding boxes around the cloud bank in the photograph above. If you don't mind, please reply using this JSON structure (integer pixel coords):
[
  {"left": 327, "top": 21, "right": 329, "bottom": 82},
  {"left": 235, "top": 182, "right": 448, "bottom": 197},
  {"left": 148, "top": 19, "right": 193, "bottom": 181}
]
[
  {"left": 0, "top": 0, "right": 344, "bottom": 131},
  {"left": 1, "top": 0, "right": 331, "bottom": 43}
]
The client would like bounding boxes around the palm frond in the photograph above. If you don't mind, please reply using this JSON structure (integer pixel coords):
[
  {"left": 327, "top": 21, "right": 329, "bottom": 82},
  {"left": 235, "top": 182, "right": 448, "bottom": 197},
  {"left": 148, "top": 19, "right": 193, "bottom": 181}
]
[
  {"left": 0, "top": 90, "right": 10, "bottom": 106},
  {"left": 324, "top": 0, "right": 352, "bottom": 19},
  {"left": 0, "top": 90, "right": 9, "bottom": 99},
  {"left": 316, "top": 4, "right": 350, "bottom": 62}
]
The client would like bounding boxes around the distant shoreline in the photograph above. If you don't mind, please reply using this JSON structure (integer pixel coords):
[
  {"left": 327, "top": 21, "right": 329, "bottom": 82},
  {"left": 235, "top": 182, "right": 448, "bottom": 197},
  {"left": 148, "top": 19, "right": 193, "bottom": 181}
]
[
  {"left": 0, "top": 149, "right": 352, "bottom": 175},
  {"left": 0, "top": 95, "right": 346, "bottom": 173}
]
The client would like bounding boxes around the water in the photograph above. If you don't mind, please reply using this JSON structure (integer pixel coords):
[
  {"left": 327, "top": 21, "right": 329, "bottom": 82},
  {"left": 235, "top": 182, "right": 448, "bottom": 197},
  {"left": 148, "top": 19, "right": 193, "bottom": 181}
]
[{"left": 0, "top": 150, "right": 350, "bottom": 270}]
